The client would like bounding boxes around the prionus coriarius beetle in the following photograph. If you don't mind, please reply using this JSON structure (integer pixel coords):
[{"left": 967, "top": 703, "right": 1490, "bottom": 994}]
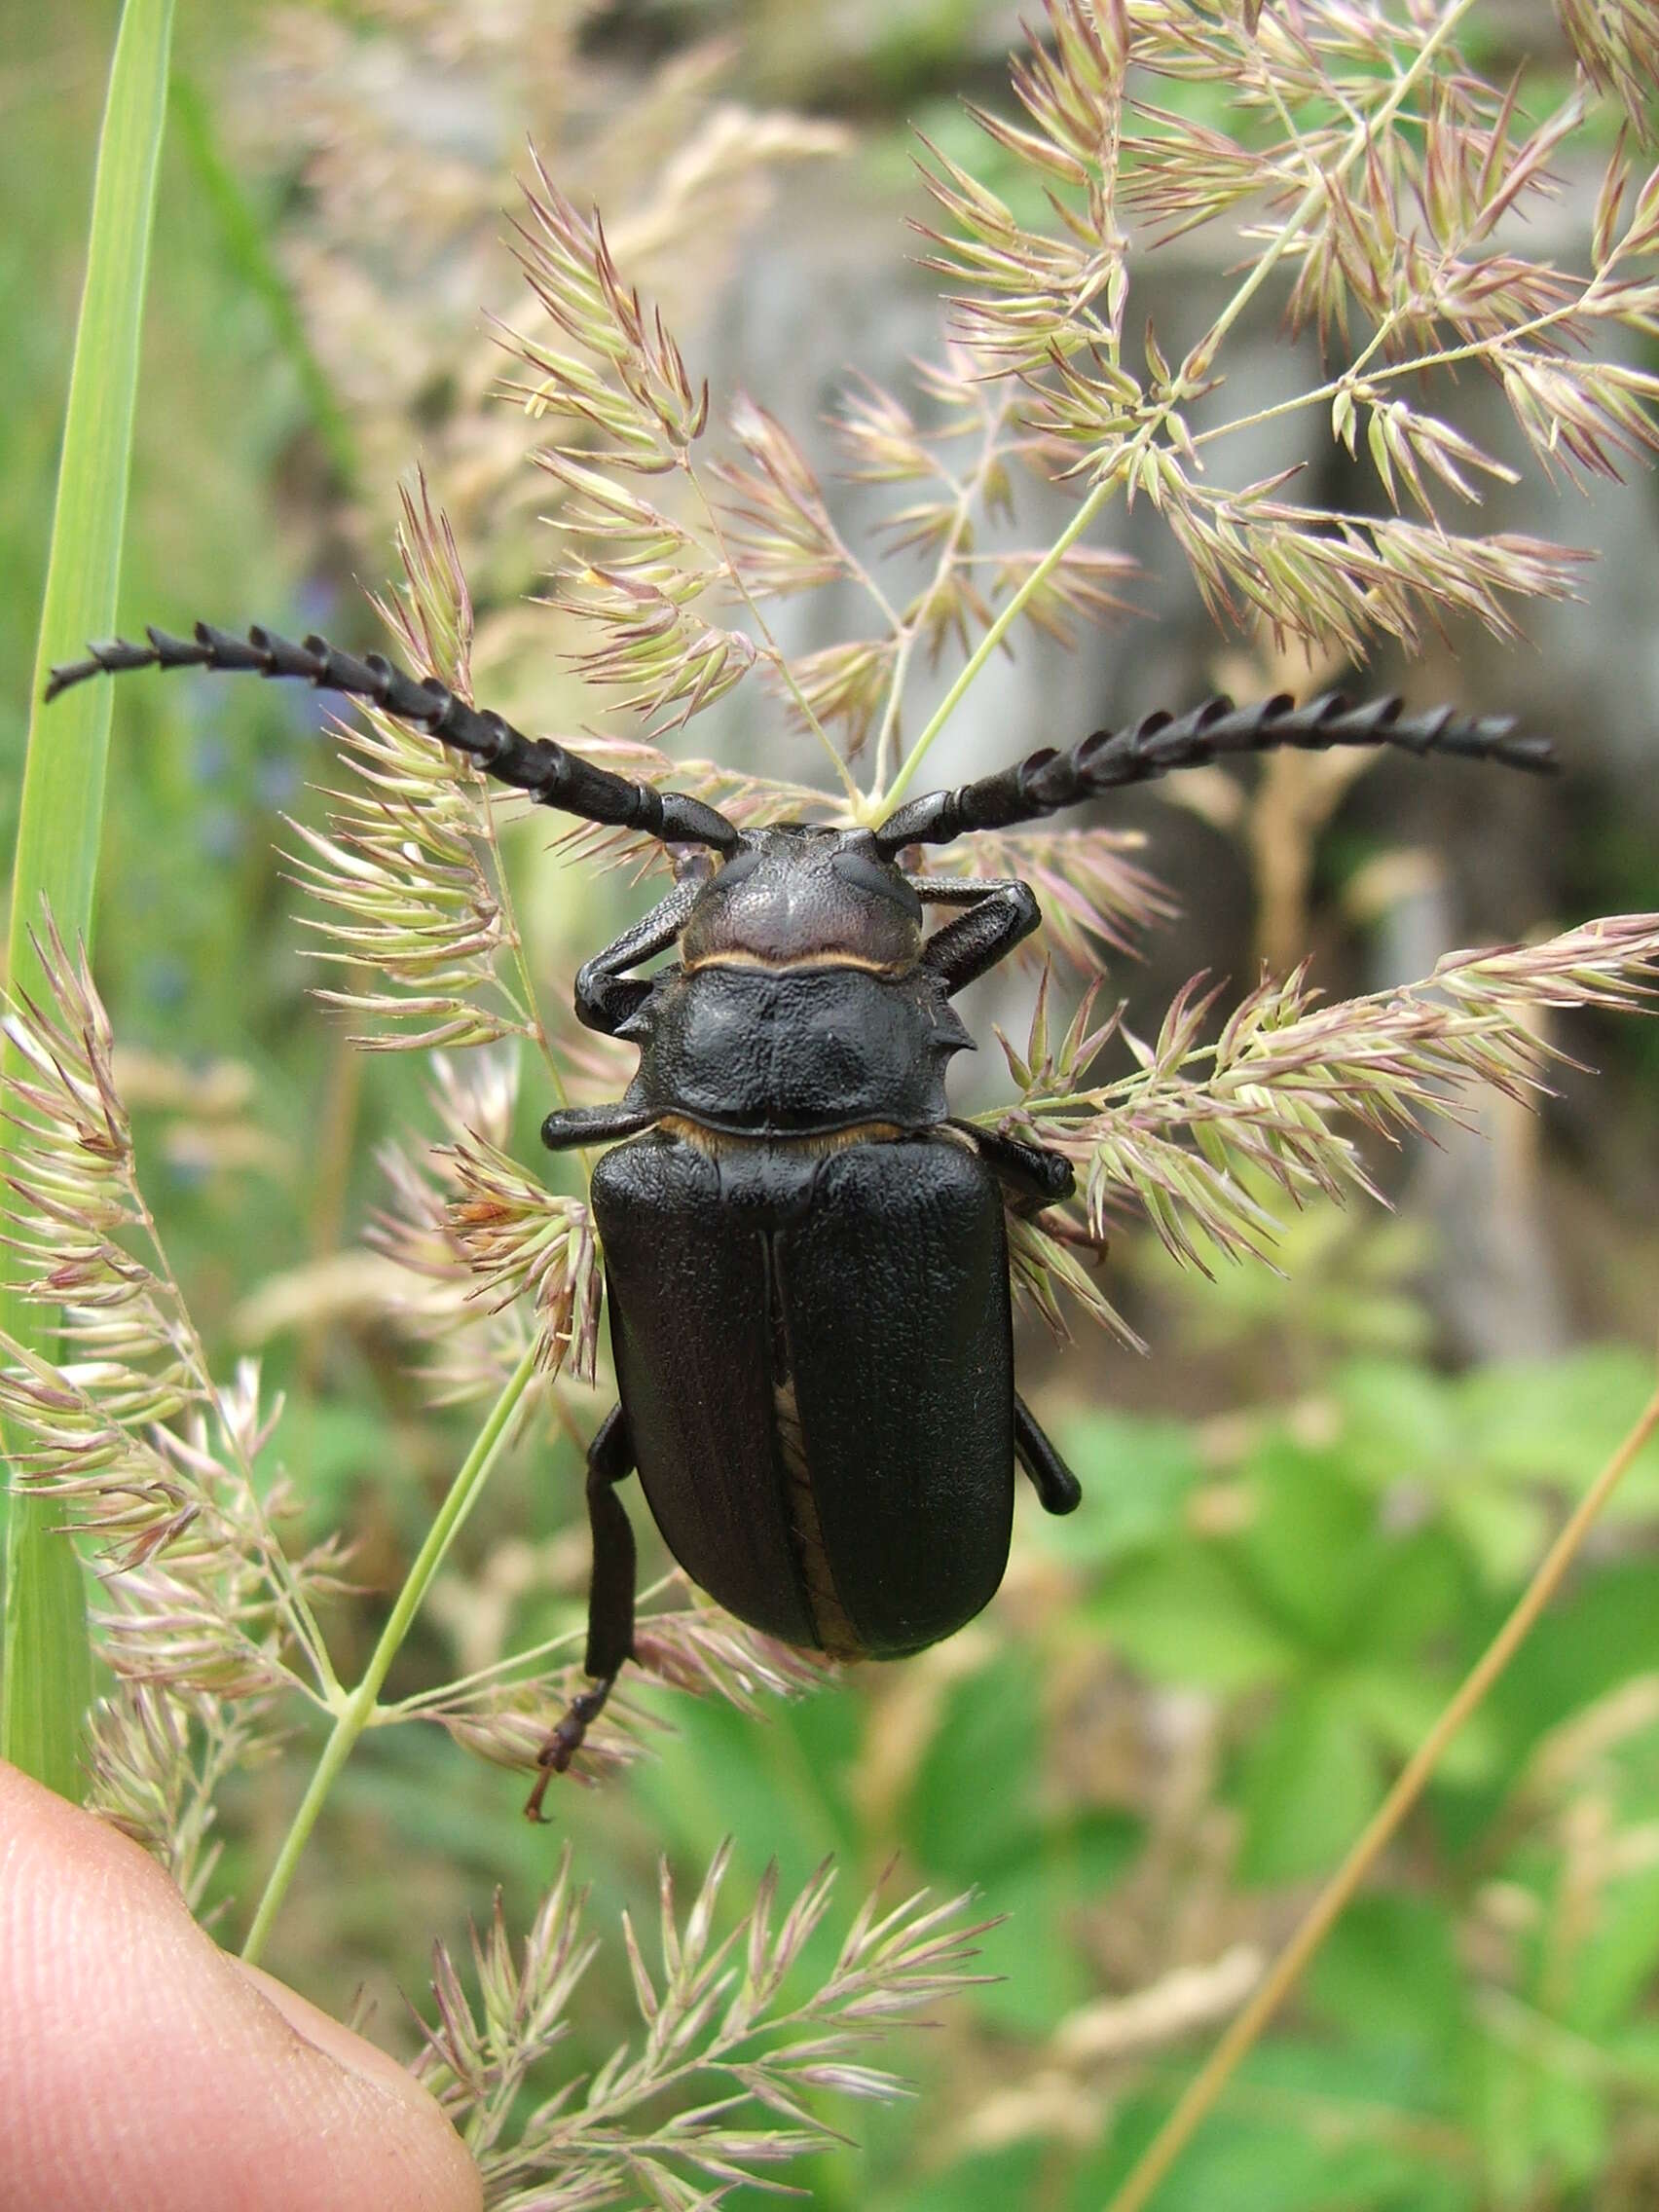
[{"left": 48, "top": 622, "right": 1551, "bottom": 1811}]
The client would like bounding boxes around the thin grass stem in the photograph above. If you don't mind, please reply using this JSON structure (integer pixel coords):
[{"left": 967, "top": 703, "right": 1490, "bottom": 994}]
[
  {"left": 878, "top": 472, "right": 1120, "bottom": 814},
  {"left": 378, "top": 1572, "right": 679, "bottom": 1719},
  {"left": 240, "top": 1341, "right": 540, "bottom": 1965}
]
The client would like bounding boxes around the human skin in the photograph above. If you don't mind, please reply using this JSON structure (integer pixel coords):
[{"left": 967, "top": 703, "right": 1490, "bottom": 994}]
[{"left": 0, "top": 1760, "right": 483, "bottom": 2212}]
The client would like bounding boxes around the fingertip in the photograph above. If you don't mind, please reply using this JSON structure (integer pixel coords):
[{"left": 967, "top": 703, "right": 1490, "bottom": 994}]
[
  {"left": 0, "top": 1760, "right": 482, "bottom": 2212},
  {"left": 235, "top": 1959, "right": 483, "bottom": 2210}
]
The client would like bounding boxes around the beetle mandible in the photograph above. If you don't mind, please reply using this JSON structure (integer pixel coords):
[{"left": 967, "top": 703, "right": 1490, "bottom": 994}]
[{"left": 47, "top": 623, "right": 1552, "bottom": 1811}]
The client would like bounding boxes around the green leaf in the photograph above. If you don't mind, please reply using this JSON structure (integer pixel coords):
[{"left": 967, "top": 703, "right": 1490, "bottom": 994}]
[
  {"left": 1344, "top": 1661, "right": 1498, "bottom": 1787},
  {"left": 1046, "top": 1410, "right": 1202, "bottom": 1565},
  {"left": 897, "top": 2143, "right": 1044, "bottom": 2212},
  {"left": 1089, "top": 2078, "right": 1474, "bottom": 2212},
  {"left": 1235, "top": 1437, "right": 1382, "bottom": 1648},
  {"left": 1, "top": 0, "right": 176, "bottom": 1799},
  {"left": 1493, "top": 1561, "right": 1659, "bottom": 1765},
  {"left": 1346, "top": 1527, "right": 1470, "bottom": 1658},
  {"left": 1330, "top": 1357, "right": 1460, "bottom": 1490},
  {"left": 272, "top": 1398, "right": 401, "bottom": 1537},
  {"left": 1562, "top": 1862, "right": 1659, "bottom": 2040},
  {"left": 906, "top": 1651, "right": 1045, "bottom": 1880},
  {"left": 1602, "top": 2022, "right": 1659, "bottom": 2094},
  {"left": 632, "top": 1676, "right": 862, "bottom": 1895},
  {"left": 1304, "top": 1894, "right": 1466, "bottom": 2076},
  {"left": 964, "top": 1818, "right": 1139, "bottom": 2035},
  {"left": 1441, "top": 1483, "right": 1551, "bottom": 1590},
  {"left": 1093, "top": 1545, "right": 1299, "bottom": 1693},
  {"left": 1470, "top": 2027, "right": 1607, "bottom": 2199},
  {"left": 901, "top": 1651, "right": 1141, "bottom": 2032},
  {"left": 167, "top": 74, "right": 356, "bottom": 492},
  {"left": 1455, "top": 1347, "right": 1659, "bottom": 1517},
  {"left": 1235, "top": 1679, "right": 1382, "bottom": 1885}
]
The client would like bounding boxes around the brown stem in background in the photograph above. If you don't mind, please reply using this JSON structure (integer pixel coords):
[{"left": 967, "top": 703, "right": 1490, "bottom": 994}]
[{"left": 1105, "top": 1373, "right": 1659, "bottom": 2212}]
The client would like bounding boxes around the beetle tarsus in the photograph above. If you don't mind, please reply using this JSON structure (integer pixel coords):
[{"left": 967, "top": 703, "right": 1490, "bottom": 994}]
[
  {"left": 1031, "top": 1208, "right": 1106, "bottom": 1259},
  {"left": 524, "top": 1407, "right": 640, "bottom": 1819},
  {"left": 525, "top": 1677, "right": 618, "bottom": 1821}
]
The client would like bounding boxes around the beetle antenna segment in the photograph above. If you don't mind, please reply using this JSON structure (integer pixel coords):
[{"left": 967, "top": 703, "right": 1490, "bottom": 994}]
[
  {"left": 874, "top": 691, "right": 1556, "bottom": 853},
  {"left": 45, "top": 622, "right": 742, "bottom": 853}
]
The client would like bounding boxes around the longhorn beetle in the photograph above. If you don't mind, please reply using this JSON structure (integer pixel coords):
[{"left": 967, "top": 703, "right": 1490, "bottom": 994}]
[{"left": 48, "top": 624, "right": 1552, "bottom": 1813}]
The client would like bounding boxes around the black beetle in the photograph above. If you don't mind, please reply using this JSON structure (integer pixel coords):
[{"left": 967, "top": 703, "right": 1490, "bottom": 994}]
[{"left": 48, "top": 623, "right": 1551, "bottom": 1809}]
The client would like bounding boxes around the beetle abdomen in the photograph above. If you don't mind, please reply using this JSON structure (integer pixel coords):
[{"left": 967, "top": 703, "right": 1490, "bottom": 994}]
[{"left": 592, "top": 1131, "right": 1016, "bottom": 1661}]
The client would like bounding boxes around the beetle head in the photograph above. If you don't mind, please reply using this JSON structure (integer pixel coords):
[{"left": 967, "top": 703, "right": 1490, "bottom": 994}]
[{"left": 682, "top": 825, "right": 924, "bottom": 972}]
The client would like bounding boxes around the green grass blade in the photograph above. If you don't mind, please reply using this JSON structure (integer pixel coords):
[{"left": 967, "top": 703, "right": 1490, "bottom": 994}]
[{"left": 1, "top": 0, "right": 177, "bottom": 1798}]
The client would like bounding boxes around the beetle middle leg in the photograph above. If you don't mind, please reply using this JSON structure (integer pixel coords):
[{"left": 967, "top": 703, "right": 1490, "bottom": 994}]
[
  {"left": 953, "top": 1119, "right": 1074, "bottom": 1211},
  {"left": 1014, "top": 1394, "right": 1083, "bottom": 1515},
  {"left": 949, "top": 1124, "right": 1086, "bottom": 1518},
  {"left": 955, "top": 1127, "right": 1087, "bottom": 1518},
  {"left": 526, "top": 1403, "right": 638, "bottom": 1819},
  {"left": 541, "top": 1101, "right": 659, "bottom": 1151}
]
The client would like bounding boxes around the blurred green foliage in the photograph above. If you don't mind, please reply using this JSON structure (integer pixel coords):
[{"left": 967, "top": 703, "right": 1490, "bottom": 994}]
[{"left": 6, "top": 4, "right": 1659, "bottom": 2207}]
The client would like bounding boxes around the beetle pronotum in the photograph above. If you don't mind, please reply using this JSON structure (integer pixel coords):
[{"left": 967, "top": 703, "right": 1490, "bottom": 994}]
[{"left": 49, "top": 623, "right": 1551, "bottom": 1812}]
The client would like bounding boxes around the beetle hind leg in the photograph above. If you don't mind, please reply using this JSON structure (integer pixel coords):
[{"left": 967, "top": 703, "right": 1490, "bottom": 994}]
[
  {"left": 1014, "top": 1394, "right": 1082, "bottom": 1516},
  {"left": 526, "top": 1404, "right": 638, "bottom": 1819}
]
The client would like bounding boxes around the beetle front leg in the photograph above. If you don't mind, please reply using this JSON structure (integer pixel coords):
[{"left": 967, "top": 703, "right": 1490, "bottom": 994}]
[
  {"left": 526, "top": 1404, "right": 638, "bottom": 1819},
  {"left": 912, "top": 876, "right": 1041, "bottom": 995},
  {"left": 574, "top": 878, "right": 703, "bottom": 1034},
  {"left": 1014, "top": 1395, "right": 1082, "bottom": 1515}
]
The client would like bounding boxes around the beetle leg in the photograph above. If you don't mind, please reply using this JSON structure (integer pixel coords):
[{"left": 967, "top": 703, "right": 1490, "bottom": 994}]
[
  {"left": 1014, "top": 1395, "right": 1082, "bottom": 1515},
  {"left": 540, "top": 1101, "right": 659, "bottom": 1152},
  {"left": 573, "top": 878, "right": 703, "bottom": 1034},
  {"left": 905, "top": 874, "right": 1028, "bottom": 905},
  {"left": 526, "top": 1405, "right": 638, "bottom": 1819},
  {"left": 951, "top": 1119, "right": 1075, "bottom": 1211},
  {"left": 914, "top": 877, "right": 1041, "bottom": 995}
]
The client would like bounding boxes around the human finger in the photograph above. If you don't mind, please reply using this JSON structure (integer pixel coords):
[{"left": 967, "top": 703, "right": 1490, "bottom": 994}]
[{"left": 0, "top": 1759, "right": 482, "bottom": 2212}]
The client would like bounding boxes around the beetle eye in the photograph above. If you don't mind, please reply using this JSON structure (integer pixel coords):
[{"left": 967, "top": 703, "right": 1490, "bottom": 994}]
[
  {"left": 713, "top": 851, "right": 762, "bottom": 889},
  {"left": 831, "top": 850, "right": 923, "bottom": 918}
]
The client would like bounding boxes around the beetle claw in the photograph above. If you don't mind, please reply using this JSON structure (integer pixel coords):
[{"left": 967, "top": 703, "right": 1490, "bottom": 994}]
[{"left": 524, "top": 1677, "right": 618, "bottom": 1821}]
